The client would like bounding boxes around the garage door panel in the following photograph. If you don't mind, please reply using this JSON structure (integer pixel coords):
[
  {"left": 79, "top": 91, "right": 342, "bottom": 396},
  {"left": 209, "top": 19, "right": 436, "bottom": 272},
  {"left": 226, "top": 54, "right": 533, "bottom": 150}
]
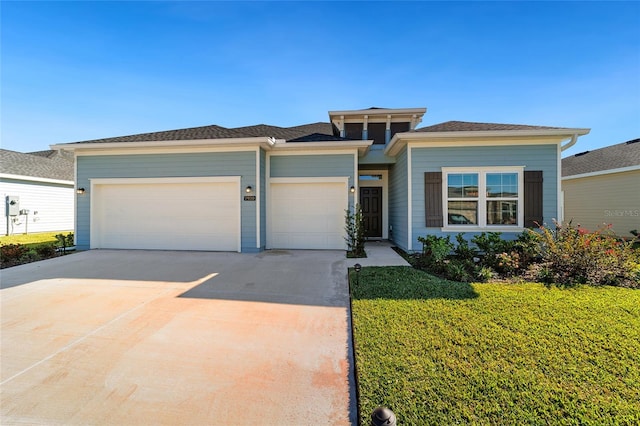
[
  {"left": 93, "top": 180, "right": 239, "bottom": 251},
  {"left": 269, "top": 181, "right": 347, "bottom": 250}
]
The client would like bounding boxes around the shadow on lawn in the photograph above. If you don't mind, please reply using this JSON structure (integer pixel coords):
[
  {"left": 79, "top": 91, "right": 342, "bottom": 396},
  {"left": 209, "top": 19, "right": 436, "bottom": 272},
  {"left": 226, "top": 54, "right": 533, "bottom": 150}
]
[{"left": 349, "top": 266, "right": 479, "bottom": 300}]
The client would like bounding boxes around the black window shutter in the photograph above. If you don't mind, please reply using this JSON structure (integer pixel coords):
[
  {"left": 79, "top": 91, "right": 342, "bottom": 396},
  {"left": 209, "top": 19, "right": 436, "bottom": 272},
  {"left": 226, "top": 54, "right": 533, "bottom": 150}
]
[
  {"left": 524, "top": 171, "right": 543, "bottom": 228},
  {"left": 425, "top": 172, "right": 443, "bottom": 227}
]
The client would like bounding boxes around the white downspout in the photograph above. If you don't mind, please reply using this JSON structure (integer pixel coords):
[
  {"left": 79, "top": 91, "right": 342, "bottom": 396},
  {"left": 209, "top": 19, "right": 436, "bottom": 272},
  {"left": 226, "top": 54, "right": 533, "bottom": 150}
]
[
  {"left": 561, "top": 134, "right": 578, "bottom": 151},
  {"left": 558, "top": 134, "right": 578, "bottom": 223}
]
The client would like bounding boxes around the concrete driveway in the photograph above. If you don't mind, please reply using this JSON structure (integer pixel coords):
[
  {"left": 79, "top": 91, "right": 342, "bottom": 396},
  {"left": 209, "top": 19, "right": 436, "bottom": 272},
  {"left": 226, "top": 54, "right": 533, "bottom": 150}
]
[{"left": 1, "top": 250, "right": 357, "bottom": 425}]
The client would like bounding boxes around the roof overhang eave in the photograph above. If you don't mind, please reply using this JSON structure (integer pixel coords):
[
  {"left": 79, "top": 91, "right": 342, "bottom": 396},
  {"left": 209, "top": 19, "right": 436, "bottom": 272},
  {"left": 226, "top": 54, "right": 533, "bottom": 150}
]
[
  {"left": 273, "top": 139, "right": 373, "bottom": 155},
  {"left": 384, "top": 128, "right": 591, "bottom": 156},
  {"left": 0, "top": 173, "right": 74, "bottom": 185},
  {"left": 328, "top": 107, "right": 427, "bottom": 117},
  {"left": 50, "top": 137, "right": 278, "bottom": 152}
]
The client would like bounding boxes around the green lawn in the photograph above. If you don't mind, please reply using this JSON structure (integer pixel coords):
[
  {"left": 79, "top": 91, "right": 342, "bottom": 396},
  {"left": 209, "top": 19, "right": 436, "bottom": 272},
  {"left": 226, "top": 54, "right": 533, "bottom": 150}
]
[
  {"left": 0, "top": 231, "right": 72, "bottom": 248},
  {"left": 350, "top": 266, "right": 640, "bottom": 425}
]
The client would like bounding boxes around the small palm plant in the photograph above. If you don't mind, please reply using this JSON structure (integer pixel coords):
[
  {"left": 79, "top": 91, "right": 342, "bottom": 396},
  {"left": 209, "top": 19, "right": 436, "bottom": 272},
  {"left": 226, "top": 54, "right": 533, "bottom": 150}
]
[{"left": 345, "top": 204, "right": 366, "bottom": 258}]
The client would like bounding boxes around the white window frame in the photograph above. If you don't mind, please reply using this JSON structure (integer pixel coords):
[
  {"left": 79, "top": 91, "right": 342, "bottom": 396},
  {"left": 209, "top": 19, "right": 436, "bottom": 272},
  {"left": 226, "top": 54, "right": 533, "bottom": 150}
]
[{"left": 442, "top": 166, "right": 525, "bottom": 231}]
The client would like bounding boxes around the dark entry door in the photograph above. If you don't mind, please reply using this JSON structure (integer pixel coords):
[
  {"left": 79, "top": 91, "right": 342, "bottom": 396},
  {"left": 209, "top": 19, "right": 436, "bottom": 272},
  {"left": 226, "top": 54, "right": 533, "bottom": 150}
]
[{"left": 360, "top": 187, "right": 382, "bottom": 238}]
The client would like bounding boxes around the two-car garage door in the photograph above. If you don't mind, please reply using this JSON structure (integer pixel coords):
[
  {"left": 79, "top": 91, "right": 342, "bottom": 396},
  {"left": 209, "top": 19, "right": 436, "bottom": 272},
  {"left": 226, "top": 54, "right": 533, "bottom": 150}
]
[{"left": 91, "top": 178, "right": 240, "bottom": 251}]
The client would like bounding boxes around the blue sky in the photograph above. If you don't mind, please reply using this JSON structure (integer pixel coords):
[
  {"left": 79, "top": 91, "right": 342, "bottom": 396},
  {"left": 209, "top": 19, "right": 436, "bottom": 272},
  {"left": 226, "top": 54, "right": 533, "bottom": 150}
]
[{"left": 2, "top": 1, "right": 639, "bottom": 157}]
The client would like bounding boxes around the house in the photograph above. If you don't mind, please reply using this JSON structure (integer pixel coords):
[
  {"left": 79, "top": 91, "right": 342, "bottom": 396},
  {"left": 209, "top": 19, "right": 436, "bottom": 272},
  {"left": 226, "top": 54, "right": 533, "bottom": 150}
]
[
  {"left": 50, "top": 107, "right": 590, "bottom": 253},
  {"left": 562, "top": 138, "right": 640, "bottom": 236},
  {"left": 1, "top": 149, "right": 75, "bottom": 235}
]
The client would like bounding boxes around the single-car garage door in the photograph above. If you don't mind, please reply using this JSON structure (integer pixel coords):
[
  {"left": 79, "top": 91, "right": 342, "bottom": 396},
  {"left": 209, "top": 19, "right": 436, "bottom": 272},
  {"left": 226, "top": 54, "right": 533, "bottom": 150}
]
[
  {"left": 268, "top": 179, "right": 347, "bottom": 250},
  {"left": 91, "top": 177, "right": 240, "bottom": 251}
]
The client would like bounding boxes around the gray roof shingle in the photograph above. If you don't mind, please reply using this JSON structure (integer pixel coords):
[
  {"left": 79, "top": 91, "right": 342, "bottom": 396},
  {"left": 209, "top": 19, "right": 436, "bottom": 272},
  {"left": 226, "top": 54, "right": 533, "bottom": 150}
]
[
  {"left": 57, "top": 118, "right": 582, "bottom": 146},
  {"left": 562, "top": 138, "right": 640, "bottom": 177},
  {"left": 1, "top": 149, "right": 74, "bottom": 181},
  {"left": 416, "top": 121, "right": 568, "bottom": 132},
  {"left": 66, "top": 122, "right": 340, "bottom": 145}
]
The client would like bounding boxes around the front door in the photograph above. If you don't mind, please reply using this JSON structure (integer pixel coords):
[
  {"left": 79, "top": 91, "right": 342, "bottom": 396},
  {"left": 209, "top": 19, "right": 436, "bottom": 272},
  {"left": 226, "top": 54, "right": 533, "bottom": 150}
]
[{"left": 360, "top": 187, "right": 382, "bottom": 238}]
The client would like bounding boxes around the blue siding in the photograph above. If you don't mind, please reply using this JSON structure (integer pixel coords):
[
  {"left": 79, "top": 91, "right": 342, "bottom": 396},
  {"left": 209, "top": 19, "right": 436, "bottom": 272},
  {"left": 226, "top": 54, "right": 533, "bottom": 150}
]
[
  {"left": 76, "top": 152, "right": 257, "bottom": 252},
  {"left": 410, "top": 144, "right": 559, "bottom": 249},
  {"left": 270, "top": 154, "right": 356, "bottom": 206},
  {"left": 358, "top": 146, "right": 396, "bottom": 165},
  {"left": 388, "top": 146, "right": 409, "bottom": 250},
  {"left": 270, "top": 154, "right": 354, "bottom": 179}
]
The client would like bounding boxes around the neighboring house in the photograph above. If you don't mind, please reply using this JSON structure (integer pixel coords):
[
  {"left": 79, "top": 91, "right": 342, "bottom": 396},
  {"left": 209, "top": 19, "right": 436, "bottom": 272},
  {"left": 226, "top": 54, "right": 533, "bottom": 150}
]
[
  {"left": 1, "top": 149, "right": 75, "bottom": 235},
  {"left": 562, "top": 139, "right": 640, "bottom": 236},
  {"left": 51, "top": 107, "right": 589, "bottom": 253}
]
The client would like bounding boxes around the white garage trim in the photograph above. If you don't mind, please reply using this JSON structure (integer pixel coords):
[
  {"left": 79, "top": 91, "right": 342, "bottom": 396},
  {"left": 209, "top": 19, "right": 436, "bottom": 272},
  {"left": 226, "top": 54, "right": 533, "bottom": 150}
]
[
  {"left": 89, "top": 176, "right": 241, "bottom": 252},
  {"left": 267, "top": 177, "right": 349, "bottom": 250},
  {"left": 269, "top": 177, "right": 349, "bottom": 184},
  {"left": 256, "top": 149, "right": 261, "bottom": 249},
  {"left": 89, "top": 177, "right": 240, "bottom": 185}
]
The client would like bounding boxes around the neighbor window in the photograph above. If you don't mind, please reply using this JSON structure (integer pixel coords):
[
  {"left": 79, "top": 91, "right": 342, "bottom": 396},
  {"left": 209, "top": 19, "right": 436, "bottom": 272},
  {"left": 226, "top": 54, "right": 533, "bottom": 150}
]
[{"left": 444, "top": 168, "right": 523, "bottom": 228}]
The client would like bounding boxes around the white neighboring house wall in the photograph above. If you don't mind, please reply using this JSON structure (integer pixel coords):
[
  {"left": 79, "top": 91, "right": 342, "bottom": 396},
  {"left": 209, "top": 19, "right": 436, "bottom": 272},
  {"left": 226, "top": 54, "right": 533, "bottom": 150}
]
[{"left": 1, "top": 174, "right": 74, "bottom": 235}]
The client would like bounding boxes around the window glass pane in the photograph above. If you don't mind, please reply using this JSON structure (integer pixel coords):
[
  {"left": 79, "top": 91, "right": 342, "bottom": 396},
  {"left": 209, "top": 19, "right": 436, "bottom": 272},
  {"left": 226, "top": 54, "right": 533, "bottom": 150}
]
[
  {"left": 359, "top": 174, "right": 382, "bottom": 181},
  {"left": 487, "top": 173, "right": 518, "bottom": 198},
  {"left": 487, "top": 200, "right": 518, "bottom": 225},
  {"left": 448, "top": 174, "right": 462, "bottom": 197},
  {"left": 448, "top": 201, "right": 477, "bottom": 225},
  {"left": 448, "top": 173, "right": 478, "bottom": 198}
]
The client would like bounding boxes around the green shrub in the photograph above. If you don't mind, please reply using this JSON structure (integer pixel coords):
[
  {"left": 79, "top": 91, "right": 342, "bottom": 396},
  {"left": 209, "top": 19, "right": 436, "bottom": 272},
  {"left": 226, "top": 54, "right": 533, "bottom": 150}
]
[
  {"left": 19, "top": 250, "right": 41, "bottom": 264},
  {"left": 453, "top": 233, "right": 477, "bottom": 261},
  {"left": 472, "top": 232, "right": 514, "bottom": 270},
  {"left": 36, "top": 244, "right": 57, "bottom": 258},
  {"left": 537, "top": 221, "right": 640, "bottom": 288},
  {"left": 0, "top": 244, "right": 29, "bottom": 264},
  {"left": 444, "top": 259, "right": 473, "bottom": 282},
  {"left": 496, "top": 251, "right": 520, "bottom": 276},
  {"left": 515, "top": 229, "right": 542, "bottom": 265},
  {"left": 417, "top": 235, "right": 454, "bottom": 272},
  {"left": 474, "top": 265, "right": 495, "bottom": 282},
  {"left": 55, "top": 232, "right": 74, "bottom": 249}
]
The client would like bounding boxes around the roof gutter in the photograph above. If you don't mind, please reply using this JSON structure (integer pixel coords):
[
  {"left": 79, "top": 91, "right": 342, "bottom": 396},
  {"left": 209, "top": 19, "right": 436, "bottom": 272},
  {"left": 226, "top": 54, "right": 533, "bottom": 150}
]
[
  {"left": 273, "top": 139, "right": 372, "bottom": 155},
  {"left": 385, "top": 128, "right": 591, "bottom": 156},
  {"left": 0, "top": 173, "right": 74, "bottom": 185},
  {"left": 50, "top": 137, "right": 278, "bottom": 152}
]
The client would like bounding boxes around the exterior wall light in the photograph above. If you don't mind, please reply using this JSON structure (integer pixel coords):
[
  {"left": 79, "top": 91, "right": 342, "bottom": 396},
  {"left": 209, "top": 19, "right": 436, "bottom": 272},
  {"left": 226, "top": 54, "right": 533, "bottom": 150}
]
[
  {"left": 350, "top": 185, "right": 356, "bottom": 193},
  {"left": 245, "top": 185, "right": 253, "bottom": 193},
  {"left": 76, "top": 188, "right": 86, "bottom": 195}
]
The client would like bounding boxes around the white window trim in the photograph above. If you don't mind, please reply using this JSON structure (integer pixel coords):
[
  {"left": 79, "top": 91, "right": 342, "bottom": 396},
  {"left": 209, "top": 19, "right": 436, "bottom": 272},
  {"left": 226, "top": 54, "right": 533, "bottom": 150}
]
[{"left": 441, "top": 166, "right": 525, "bottom": 232}]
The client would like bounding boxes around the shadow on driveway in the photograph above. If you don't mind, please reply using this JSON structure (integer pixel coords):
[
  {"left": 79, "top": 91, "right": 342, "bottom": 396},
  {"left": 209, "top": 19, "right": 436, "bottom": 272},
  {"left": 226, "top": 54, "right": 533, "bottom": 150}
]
[{"left": 2, "top": 249, "right": 350, "bottom": 307}]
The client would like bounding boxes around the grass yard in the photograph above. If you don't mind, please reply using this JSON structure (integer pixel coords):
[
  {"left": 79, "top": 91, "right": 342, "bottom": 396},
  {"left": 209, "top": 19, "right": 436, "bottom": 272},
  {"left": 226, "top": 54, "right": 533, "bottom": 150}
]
[
  {"left": 350, "top": 266, "right": 640, "bottom": 425},
  {"left": 0, "top": 231, "right": 72, "bottom": 249}
]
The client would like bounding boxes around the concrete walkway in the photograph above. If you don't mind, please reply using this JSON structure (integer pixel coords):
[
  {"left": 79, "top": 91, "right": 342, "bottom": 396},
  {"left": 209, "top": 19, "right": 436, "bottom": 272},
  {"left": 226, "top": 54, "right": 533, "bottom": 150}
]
[{"left": 344, "top": 240, "right": 411, "bottom": 268}]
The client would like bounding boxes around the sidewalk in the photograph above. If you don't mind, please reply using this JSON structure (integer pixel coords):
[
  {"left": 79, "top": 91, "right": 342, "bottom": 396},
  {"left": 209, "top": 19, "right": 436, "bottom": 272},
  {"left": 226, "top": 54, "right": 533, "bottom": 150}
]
[{"left": 344, "top": 240, "right": 411, "bottom": 267}]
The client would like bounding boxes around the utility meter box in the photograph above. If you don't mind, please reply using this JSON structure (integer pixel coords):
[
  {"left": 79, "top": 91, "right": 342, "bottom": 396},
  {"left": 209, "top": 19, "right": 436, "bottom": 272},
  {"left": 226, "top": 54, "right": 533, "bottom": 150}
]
[{"left": 6, "top": 196, "right": 20, "bottom": 216}]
